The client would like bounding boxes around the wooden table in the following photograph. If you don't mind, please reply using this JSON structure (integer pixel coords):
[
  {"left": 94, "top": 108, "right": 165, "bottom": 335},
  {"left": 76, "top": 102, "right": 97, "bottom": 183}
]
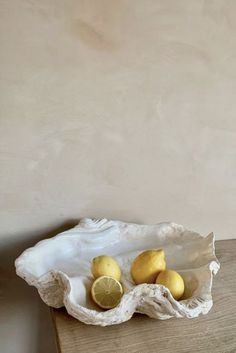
[{"left": 51, "top": 240, "right": 236, "bottom": 353}]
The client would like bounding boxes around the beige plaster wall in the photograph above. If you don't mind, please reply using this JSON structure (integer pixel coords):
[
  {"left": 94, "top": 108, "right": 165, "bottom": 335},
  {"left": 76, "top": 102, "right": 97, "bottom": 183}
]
[
  {"left": 0, "top": 0, "right": 236, "bottom": 266},
  {"left": 1, "top": 1, "right": 236, "bottom": 249},
  {"left": 0, "top": 1, "right": 236, "bottom": 350}
]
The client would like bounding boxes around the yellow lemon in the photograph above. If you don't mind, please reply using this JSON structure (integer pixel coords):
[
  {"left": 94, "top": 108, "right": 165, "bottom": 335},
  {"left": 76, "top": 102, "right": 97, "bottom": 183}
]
[
  {"left": 131, "top": 249, "right": 166, "bottom": 284},
  {"left": 91, "top": 276, "right": 123, "bottom": 309},
  {"left": 91, "top": 255, "right": 121, "bottom": 281},
  {"left": 156, "top": 269, "right": 185, "bottom": 300}
]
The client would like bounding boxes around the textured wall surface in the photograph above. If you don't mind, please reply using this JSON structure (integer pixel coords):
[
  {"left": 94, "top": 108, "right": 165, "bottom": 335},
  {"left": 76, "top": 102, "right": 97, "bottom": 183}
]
[
  {"left": 1, "top": 0, "right": 236, "bottom": 249},
  {"left": 0, "top": 1, "right": 236, "bottom": 351},
  {"left": 1, "top": 1, "right": 236, "bottom": 248}
]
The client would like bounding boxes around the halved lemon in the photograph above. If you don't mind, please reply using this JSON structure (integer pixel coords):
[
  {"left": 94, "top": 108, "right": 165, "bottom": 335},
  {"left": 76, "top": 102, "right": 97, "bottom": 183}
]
[{"left": 91, "top": 276, "right": 123, "bottom": 309}]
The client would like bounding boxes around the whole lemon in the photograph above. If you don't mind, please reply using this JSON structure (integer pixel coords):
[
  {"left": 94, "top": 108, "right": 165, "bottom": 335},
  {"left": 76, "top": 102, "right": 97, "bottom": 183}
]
[
  {"left": 91, "top": 255, "right": 121, "bottom": 281},
  {"left": 131, "top": 249, "right": 166, "bottom": 284},
  {"left": 156, "top": 269, "right": 184, "bottom": 300}
]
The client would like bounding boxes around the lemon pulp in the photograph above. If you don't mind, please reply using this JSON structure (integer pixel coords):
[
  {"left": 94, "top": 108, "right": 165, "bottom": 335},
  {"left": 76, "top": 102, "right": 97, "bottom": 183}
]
[{"left": 91, "top": 276, "right": 123, "bottom": 309}]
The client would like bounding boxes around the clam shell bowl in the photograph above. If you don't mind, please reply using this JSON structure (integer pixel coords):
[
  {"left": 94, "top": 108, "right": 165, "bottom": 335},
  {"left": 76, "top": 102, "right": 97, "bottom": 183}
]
[{"left": 15, "top": 218, "right": 220, "bottom": 326}]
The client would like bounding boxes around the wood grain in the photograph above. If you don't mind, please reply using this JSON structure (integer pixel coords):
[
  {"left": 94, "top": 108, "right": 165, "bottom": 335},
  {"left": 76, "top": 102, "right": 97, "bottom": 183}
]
[{"left": 51, "top": 240, "right": 236, "bottom": 353}]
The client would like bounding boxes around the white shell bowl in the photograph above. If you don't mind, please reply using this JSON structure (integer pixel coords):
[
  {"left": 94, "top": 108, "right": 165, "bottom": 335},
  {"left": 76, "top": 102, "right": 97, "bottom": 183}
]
[{"left": 15, "top": 218, "right": 220, "bottom": 326}]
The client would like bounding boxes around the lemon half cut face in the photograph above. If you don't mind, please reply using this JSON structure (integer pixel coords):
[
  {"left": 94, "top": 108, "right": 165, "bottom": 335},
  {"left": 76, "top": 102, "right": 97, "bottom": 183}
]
[{"left": 91, "top": 276, "right": 123, "bottom": 309}]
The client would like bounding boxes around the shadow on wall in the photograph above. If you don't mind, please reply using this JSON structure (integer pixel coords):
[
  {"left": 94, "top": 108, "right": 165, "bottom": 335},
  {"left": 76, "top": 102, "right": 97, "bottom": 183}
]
[
  {"left": 1, "top": 220, "right": 79, "bottom": 278},
  {"left": 0, "top": 276, "right": 58, "bottom": 353},
  {"left": 1, "top": 221, "right": 81, "bottom": 353}
]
